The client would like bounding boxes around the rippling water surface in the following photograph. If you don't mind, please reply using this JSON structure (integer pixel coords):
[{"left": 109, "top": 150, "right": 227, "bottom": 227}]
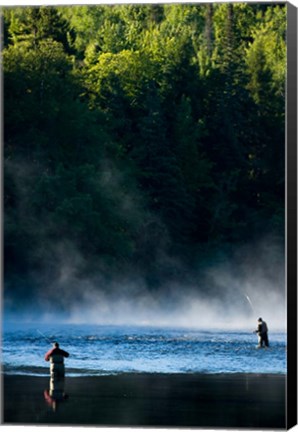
[{"left": 2, "top": 323, "right": 286, "bottom": 376}]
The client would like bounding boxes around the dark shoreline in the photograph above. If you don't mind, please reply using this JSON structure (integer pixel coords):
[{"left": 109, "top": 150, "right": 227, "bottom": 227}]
[{"left": 2, "top": 372, "right": 286, "bottom": 428}]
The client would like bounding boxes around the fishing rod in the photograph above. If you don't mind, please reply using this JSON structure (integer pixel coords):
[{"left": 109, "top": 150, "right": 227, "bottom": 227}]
[
  {"left": 244, "top": 295, "right": 261, "bottom": 340},
  {"left": 37, "top": 329, "right": 53, "bottom": 345}
]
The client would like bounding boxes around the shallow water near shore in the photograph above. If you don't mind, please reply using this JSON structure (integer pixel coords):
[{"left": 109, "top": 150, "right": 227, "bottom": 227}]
[
  {"left": 2, "top": 322, "right": 286, "bottom": 376},
  {"left": 3, "top": 373, "right": 286, "bottom": 428}
]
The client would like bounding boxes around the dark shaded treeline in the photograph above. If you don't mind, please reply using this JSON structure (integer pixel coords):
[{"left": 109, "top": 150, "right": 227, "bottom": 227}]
[{"left": 3, "top": 4, "right": 285, "bottom": 308}]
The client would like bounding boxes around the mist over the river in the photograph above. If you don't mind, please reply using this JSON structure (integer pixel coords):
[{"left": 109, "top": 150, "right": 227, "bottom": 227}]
[
  {"left": 3, "top": 104, "right": 285, "bottom": 332},
  {"left": 4, "top": 234, "right": 285, "bottom": 331},
  {"left": 4, "top": 160, "right": 285, "bottom": 331}
]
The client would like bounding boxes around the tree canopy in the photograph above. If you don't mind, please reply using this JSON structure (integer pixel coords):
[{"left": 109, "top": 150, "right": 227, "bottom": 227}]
[{"left": 3, "top": 4, "right": 286, "bottom": 307}]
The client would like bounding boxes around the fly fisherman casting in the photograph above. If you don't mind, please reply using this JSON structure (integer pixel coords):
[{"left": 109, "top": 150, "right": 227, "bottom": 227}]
[
  {"left": 43, "top": 338, "right": 70, "bottom": 412},
  {"left": 243, "top": 299, "right": 270, "bottom": 349},
  {"left": 45, "top": 342, "right": 70, "bottom": 378},
  {"left": 254, "top": 317, "right": 269, "bottom": 348}
]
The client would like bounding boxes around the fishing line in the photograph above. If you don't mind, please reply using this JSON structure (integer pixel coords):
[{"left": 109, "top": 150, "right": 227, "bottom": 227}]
[
  {"left": 37, "top": 329, "right": 53, "bottom": 344},
  {"left": 245, "top": 294, "right": 255, "bottom": 314}
]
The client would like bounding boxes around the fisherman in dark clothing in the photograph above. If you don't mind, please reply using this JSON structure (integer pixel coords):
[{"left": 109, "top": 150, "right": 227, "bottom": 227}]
[
  {"left": 45, "top": 342, "right": 69, "bottom": 378},
  {"left": 254, "top": 317, "right": 269, "bottom": 348}
]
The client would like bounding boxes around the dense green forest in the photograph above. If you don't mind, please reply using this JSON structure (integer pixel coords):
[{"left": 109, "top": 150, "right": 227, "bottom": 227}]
[{"left": 3, "top": 3, "right": 286, "bottom": 310}]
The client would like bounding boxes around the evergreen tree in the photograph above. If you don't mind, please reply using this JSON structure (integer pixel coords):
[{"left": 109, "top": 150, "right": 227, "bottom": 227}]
[{"left": 3, "top": 4, "right": 286, "bottom": 304}]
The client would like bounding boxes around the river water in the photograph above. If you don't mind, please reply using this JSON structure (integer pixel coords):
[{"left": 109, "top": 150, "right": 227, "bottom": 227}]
[{"left": 2, "top": 322, "right": 286, "bottom": 376}]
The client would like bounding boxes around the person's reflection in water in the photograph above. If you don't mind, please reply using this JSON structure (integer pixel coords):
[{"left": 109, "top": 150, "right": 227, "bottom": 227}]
[{"left": 44, "top": 376, "right": 69, "bottom": 412}]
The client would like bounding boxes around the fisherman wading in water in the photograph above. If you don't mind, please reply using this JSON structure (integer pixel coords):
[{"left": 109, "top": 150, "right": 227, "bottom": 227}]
[
  {"left": 254, "top": 317, "right": 269, "bottom": 348},
  {"left": 45, "top": 342, "right": 69, "bottom": 378}
]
